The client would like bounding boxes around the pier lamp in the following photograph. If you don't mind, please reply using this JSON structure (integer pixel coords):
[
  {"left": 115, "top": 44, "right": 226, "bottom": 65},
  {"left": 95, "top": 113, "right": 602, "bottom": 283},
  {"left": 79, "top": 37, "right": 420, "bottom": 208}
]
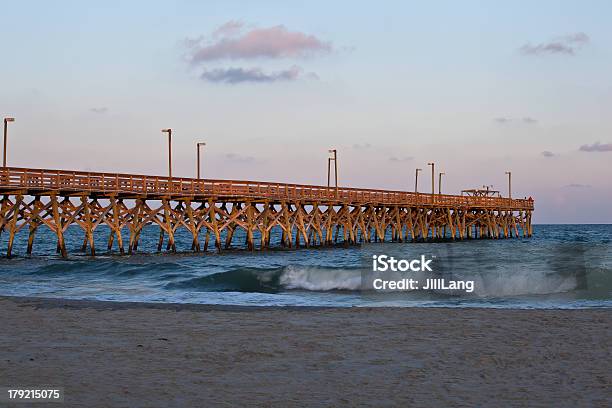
[
  {"left": 415, "top": 168, "right": 422, "bottom": 193},
  {"left": 161, "top": 128, "right": 172, "bottom": 179},
  {"left": 505, "top": 171, "right": 512, "bottom": 199},
  {"left": 438, "top": 172, "right": 445, "bottom": 195},
  {"left": 328, "top": 149, "right": 338, "bottom": 197},
  {"left": 3, "top": 117, "right": 15, "bottom": 167},
  {"left": 427, "top": 162, "right": 435, "bottom": 196},
  {"left": 196, "top": 142, "right": 206, "bottom": 179}
]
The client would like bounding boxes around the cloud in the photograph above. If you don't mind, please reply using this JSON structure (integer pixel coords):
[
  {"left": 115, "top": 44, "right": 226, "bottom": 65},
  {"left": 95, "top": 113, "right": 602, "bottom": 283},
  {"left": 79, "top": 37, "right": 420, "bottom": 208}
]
[
  {"left": 565, "top": 183, "right": 591, "bottom": 188},
  {"left": 185, "top": 22, "right": 330, "bottom": 85},
  {"left": 90, "top": 107, "right": 108, "bottom": 114},
  {"left": 541, "top": 151, "right": 556, "bottom": 158},
  {"left": 494, "top": 117, "right": 537, "bottom": 125},
  {"left": 522, "top": 117, "right": 538, "bottom": 124},
  {"left": 520, "top": 32, "right": 589, "bottom": 56},
  {"left": 352, "top": 143, "right": 372, "bottom": 149},
  {"left": 187, "top": 23, "right": 332, "bottom": 62},
  {"left": 225, "top": 153, "right": 256, "bottom": 163},
  {"left": 389, "top": 156, "right": 413, "bottom": 162},
  {"left": 212, "top": 20, "right": 244, "bottom": 38},
  {"left": 579, "top": 142, "right": 612, "bottom": 152},
  {"left": 200, "top": 66, "right": 307, "bottom": 84}
]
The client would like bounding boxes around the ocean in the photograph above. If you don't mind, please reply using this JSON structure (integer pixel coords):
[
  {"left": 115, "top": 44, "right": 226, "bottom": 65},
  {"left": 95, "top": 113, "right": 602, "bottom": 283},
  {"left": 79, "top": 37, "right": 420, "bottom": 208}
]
[{"left": 0, "top": 224, "right": 610, "bottom": 309}]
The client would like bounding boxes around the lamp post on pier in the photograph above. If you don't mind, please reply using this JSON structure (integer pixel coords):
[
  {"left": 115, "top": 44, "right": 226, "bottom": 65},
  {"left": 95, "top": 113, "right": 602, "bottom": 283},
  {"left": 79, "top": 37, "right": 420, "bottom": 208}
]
[
  {"left": 438, "top": 172, "right": 445, "bottom": 195},
  {"left": 328, "top": 149, "right": 338, "bottom": 198},
  {"left": 427, "top": 162, "right": 435, "bottom": 197},
  {"left": 3, "top": 117, "right": 15, "bottom": 167},
  {"left": 196, "top": 142, "right": 206, "bottom": 179},
  {"left": 161, "top": 128, "right": 172, "bottom": 179},
  {"left": 415, "top": 168, "right": 422, "bottom": 193},
  {"left": 505, "top": 171, "right": 512, "bottom": 199}
]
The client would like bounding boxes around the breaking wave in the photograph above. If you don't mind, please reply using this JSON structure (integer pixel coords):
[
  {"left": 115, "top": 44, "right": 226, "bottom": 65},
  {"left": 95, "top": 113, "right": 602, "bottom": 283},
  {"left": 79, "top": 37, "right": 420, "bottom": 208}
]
[
  {"left": 164, "top": 266, "right": 364, "bottom": 293},
  {"left": 162, "top": 264, "right": 612, "bottom": 299}
]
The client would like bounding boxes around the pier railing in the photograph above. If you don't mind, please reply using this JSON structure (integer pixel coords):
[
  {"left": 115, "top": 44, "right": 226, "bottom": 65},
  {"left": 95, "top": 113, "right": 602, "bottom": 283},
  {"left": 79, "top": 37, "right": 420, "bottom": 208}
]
[{"left": 0, "top": 167, "right": 533, "bottom": 210}]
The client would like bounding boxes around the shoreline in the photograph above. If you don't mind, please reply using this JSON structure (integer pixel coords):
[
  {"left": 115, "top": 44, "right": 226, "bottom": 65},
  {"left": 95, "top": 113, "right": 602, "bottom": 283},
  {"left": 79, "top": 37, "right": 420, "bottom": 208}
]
[
  {"left": 1, "top": 295, "right": 610, "bottom": 406},
  {"left": 1, "top": 294, "right": 609, "bottom": 311},
  {"left": 0, "top": 295, "right": 341, "bottom": 312}
]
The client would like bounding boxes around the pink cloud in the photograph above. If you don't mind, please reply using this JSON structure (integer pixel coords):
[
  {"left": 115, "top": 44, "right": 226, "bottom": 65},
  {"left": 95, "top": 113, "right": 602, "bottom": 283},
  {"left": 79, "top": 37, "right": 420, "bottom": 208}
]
[{"left": 188, "top": 23, "right": 332, "bottom": 62}]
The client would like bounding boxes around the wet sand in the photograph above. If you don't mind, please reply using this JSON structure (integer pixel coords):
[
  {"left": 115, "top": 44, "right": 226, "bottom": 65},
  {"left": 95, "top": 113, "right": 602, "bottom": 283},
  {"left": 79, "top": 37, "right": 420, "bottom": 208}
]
[{"left": 0, "top": 296, "right": 610, "bottom": 407}]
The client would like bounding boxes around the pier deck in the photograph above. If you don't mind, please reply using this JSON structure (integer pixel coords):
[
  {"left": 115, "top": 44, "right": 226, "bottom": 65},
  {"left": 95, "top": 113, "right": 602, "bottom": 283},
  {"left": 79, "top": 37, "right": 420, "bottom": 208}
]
[{"left": 0, "top": 167, "right": 533, "bottom": 257}]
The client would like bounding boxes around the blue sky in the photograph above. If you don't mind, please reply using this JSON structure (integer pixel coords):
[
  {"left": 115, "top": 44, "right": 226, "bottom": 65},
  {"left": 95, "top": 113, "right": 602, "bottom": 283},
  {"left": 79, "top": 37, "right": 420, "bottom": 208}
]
[{"left": 1, "top": 1, "right": 611, "bottom": 222}]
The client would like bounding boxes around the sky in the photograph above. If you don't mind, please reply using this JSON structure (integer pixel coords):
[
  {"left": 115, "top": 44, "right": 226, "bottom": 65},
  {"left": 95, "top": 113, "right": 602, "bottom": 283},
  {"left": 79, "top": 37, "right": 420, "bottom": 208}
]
[{"left": 0, "top": 0, "right": 611, "bottom": 223}]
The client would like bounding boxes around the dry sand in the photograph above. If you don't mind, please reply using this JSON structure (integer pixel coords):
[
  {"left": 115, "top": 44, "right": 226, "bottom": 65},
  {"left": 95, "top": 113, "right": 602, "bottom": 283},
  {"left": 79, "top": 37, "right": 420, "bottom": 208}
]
[{"left": 0, "top": 296, "right": 610, "bottom": 407}]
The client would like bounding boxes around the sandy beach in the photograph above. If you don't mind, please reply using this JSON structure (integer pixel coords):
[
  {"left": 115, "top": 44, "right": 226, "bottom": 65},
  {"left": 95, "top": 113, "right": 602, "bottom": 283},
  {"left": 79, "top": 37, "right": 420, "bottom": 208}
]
[{"left": 0, "top": 296, "right": 610, "bottom": 407}]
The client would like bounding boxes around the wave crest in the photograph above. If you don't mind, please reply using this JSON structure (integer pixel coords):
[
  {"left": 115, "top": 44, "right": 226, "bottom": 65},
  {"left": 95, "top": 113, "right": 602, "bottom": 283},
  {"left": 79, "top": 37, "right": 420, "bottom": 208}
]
[{"left": 279, "top": 266, "right": 362, "bottom": 291}]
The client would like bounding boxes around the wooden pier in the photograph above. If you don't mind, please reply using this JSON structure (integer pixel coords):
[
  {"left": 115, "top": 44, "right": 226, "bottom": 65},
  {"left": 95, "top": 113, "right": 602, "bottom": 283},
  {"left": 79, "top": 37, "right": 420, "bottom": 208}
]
[{"left": 0, "top": 167, "right": 533, "bottom": 257}]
